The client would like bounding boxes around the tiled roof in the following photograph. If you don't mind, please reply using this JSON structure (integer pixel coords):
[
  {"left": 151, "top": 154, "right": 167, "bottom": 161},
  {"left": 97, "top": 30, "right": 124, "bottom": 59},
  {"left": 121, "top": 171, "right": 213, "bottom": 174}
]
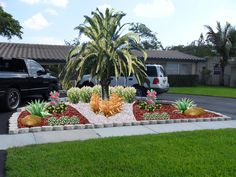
[
  {"left": 0, "top": 42, "right": 72, "bottom": 62},
  {"left": 132, "top": 50, "right": 206, "bottom": 61},
  {"left": 0, "top": 42, "right": 205, "bottom": 63}
]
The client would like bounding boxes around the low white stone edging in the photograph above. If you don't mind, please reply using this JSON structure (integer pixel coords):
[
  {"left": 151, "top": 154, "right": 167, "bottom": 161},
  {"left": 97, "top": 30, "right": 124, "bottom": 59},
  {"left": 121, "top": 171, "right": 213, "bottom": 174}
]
[{"left": 8, "top": 108, "right": 232, "bottom": 134}]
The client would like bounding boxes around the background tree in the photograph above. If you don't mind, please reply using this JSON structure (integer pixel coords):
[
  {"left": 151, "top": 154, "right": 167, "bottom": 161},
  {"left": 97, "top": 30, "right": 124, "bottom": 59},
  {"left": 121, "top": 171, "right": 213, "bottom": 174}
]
[
  {"left": 205, "top": 21, "right": 236, "bottom": 85},
  {"left": 129, "top": 23, "right": 163, "bottom": 50},
  {"left": 166, "top": 33, "right": 215, "bottom": 57},
  {"left": 61, "top": 8, "right": 148, "bottom": 100},
  {"left": 0, "top": 6, "right": 23, "bottom": 39}
]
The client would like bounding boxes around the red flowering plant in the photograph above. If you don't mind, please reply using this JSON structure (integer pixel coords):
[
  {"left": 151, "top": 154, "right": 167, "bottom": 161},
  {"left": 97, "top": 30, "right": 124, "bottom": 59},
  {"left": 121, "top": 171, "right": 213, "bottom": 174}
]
[
  {"left": 139, "top": 89, "right": 160, "bottom": 112},
  {"left": 46, "top": 91, "right": 67, "bottom": 114}
]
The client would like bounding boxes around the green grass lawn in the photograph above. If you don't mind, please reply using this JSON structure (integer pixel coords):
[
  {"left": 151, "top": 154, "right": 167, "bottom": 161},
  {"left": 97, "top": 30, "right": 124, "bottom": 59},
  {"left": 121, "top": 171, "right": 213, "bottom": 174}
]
[
  {"left": 6, "top": 129, "right": 236, "bottom": 177},
  {"left": 169, "top": 86, "right": 236, "bottom": 98}
]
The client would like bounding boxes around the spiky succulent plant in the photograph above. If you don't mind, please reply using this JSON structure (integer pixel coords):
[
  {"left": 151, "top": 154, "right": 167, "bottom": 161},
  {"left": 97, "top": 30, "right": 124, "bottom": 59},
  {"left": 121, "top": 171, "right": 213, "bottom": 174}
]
[
  {"left": 173, "top": 98, "right": 196, "bottom": 113},
  {"left": 26, "top": 100, "right": 51, "bottom": 118}
]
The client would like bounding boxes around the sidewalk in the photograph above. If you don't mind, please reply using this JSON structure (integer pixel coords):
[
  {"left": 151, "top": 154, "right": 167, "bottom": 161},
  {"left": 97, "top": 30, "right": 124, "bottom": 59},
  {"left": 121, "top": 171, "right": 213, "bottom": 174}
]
[{"left": 1, "top": 120, "right": 236, "bottom": 150}]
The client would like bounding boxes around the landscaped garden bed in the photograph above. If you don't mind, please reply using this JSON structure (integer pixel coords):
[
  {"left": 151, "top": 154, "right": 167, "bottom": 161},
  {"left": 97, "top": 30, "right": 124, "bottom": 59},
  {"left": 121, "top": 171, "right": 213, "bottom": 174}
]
[{"left": 8, "top": 86, "right": 231, "bottom": 134}]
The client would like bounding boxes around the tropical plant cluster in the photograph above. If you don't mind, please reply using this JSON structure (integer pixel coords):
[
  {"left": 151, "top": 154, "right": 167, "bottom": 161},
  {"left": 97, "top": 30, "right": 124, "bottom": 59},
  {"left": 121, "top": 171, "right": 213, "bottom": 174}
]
[
  {"left": 90, "top": 93, "right": 123, "bottom": 117},
  {"left": 67, "top": 86, "right": 136, "bottom": 104},
  {"left": 138, "top": 89, "right": 160, "bottom": 112},
  {"left": 173, "top": 98, "right": 196, "bottom": 113},
  {"left": 47, "top": 91, "right": 67, "bottom": 114}
]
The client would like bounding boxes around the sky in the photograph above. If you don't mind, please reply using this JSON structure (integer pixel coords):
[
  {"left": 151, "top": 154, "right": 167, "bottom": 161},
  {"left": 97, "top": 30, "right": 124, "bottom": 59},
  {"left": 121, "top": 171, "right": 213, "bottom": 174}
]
[{"left": 0, "top": 0, "right": 236, "bottom": 47}]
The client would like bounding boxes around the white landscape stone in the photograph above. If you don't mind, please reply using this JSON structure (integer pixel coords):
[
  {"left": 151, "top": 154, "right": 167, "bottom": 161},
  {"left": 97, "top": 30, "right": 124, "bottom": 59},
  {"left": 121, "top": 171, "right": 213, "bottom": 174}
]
[{"left": 71, "top": 103, "right": 136, "bottom": 124}]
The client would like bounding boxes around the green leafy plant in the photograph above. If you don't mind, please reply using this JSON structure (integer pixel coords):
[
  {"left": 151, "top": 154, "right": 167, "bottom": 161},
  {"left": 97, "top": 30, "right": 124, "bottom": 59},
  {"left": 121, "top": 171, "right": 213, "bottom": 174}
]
[
  {"left": 67, "top": 87, "right": 80, "bottom": 103},
  {"left": 92, "top": 85, "right": 101, "bottom": 96},
  {"left": 143, "top": 112, "right": 170, "bottom": 120},
  {"left": 47, "top": 116, "right": 80, "bottom": 126},
  {"left": 139, "top": 101, "right": 147, "bottom": 109},
  {"left": 78, "top": 86, "right": 92, "bottom": 103},
  {"left": 173, "top": 98, "right": 196, "bottom": 113},
  {"left": 47, "top": 102, "right": 67, "bottom": 114},
  {"left": 123, "top": 87, "right": 136, "bottom": 103},
  {"left": 26, "top": 100, "right": 51, "bottom": 118},
  {"left": 138, "top": 90, "right": 160, "bottom": 112}
]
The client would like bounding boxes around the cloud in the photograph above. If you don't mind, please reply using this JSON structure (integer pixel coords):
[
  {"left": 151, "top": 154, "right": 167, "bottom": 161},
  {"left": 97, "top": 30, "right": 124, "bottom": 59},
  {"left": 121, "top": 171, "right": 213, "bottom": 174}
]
[
  {"left": 20, "top": 0, "right": 68, "bottom": 8},
  {"left": 23, "top": 13, "right": 50, "bottom": 30},
  {"left": 34, "top": 36, "right": 64, "bottom": 45},
  {"left": 20, "top": 0, "right": 39, "bottom": 5},
  {"left": 133, "top": 0, "right": 175, "bottom": 18},
  {"left": 45, "top": 9, "right": 58, "bottom": 16},
  {"left": 97, "top": 3, "right": 112, "bottom": 12},
  {"left": 0, "top": 1, "right": 6, "bottom": 8}
]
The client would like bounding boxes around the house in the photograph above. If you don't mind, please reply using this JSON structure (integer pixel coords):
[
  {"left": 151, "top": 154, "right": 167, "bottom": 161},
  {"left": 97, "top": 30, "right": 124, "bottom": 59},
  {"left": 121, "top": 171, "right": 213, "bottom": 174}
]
[
  {"left": 0, "top": 42, "right": 205, "bottom": 78},
  {"left": 132, "top": 50, "right": 205, "bottom": 75}
]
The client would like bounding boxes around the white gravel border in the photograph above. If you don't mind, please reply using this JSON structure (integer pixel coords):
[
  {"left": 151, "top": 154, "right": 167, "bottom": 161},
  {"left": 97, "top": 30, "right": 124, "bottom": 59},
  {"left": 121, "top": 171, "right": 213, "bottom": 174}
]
[{"left": 9, "top": 106, "right": 232, "bottom": 134}]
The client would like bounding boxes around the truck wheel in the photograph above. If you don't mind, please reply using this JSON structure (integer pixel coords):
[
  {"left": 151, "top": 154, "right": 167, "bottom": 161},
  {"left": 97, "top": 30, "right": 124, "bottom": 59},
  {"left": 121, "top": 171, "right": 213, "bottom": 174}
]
[{"left": 5, "top": 88, "right": 21, "bottom": 111}]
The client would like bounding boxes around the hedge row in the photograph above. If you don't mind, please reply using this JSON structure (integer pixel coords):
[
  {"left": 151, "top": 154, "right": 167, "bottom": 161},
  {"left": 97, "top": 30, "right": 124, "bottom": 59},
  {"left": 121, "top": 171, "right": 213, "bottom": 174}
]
[{"left": 168, "top": 75, "right": 199, "bottom": 87}]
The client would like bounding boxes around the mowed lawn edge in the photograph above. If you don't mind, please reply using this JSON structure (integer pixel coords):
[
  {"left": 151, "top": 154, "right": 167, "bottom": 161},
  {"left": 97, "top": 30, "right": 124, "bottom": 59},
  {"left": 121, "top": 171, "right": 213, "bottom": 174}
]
[
  {"left": 6, "top": 129, "right": 236, "bottom": 177},
  {"left": 169, "top": 86, "right": 236, "bottom": 98}
]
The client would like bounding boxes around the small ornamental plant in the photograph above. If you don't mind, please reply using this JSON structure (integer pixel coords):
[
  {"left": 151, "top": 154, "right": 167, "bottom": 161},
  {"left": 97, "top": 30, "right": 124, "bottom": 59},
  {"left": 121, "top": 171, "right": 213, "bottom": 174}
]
[
  {"left": 139, "top": 89, "right": 160, "bottom": 112},
  {"left": 47, "top": 91, "right": 67, "bottom": 114}
]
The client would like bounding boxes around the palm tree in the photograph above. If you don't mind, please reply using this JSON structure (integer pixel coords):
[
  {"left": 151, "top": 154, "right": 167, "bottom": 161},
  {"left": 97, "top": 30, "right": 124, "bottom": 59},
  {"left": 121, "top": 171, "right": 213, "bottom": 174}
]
[
  {"left": 62, "top": 8, "right": 148, "bottom": 100},
  {"left": 205, "top": 21, "right": 236, "bottom": 85}
]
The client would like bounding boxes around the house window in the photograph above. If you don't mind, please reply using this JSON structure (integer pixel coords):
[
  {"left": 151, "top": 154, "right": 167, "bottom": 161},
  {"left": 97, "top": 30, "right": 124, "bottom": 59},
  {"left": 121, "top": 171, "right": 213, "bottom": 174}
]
[
  {"left": 165, "top": 63, "right": 179, "bottom": 74},
  {"left": 179, "top": 63, "right": 192, "bottom": 75}
]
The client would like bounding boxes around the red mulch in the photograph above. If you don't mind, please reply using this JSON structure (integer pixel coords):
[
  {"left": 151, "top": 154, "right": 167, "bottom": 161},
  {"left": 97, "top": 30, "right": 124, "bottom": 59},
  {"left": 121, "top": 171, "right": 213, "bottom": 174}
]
[
  {"left": 18, "top": 105, "right": 89, "bottom": 128},
  {"left": 133, "top": 102, "right": 222, "bottom": 121}
]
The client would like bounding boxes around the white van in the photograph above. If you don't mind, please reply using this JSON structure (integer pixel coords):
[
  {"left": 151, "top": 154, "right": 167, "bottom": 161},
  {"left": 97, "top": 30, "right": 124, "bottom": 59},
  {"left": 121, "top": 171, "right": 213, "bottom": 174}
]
[{"left": 78, "top": 64, "right": 169, "bottom": 96}]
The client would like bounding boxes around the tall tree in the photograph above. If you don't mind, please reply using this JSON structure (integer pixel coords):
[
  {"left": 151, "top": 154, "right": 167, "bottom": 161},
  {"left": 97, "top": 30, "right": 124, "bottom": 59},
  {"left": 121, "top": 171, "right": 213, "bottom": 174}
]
[
  {"left": 0, "top": 6, "right": 23, "bottom": 39},
  {"left": 62, "top": 8, "right": 148, "bottom": 100},
  {"left": 129, "top": 23, "right": 163, "bottom": 50},
  {"left": 205, "top": 21, "right": 236, "bottom": 85}
]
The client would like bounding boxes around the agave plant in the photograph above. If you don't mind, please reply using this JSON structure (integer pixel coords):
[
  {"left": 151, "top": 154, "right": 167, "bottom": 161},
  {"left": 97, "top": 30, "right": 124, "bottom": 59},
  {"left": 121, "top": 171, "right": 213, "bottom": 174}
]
[
  {"left": 173, "top": 98, "right": 196, "bottom": 113},
  {"left": 26, "top": 100, "right": 51, "bottom": 118}
]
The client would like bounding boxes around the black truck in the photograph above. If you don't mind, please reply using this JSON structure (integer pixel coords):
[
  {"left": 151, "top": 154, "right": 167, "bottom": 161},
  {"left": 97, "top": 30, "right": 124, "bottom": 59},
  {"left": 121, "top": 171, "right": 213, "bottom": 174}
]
[{"left": 0, "top": 58, "right": 59, "bottom": 110}]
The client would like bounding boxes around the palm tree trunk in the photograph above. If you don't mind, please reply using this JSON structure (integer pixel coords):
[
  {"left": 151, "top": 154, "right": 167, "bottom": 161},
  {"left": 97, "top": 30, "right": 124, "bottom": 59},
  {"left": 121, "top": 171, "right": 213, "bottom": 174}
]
[
  {"left": 100, "top": 80, "right": 110, "bottom": 100},
  {"left": 219, "top": 65, "right": 225, "bottom": 86}
]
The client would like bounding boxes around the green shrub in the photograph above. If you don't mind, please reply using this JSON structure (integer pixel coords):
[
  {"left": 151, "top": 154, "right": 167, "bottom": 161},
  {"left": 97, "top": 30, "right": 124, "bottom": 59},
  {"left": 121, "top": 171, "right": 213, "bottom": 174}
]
[
  {"left": 168, "top": 75, "right": 199, "bottom": 87},
  {"left": 110, "top": 86, "right": 124, "bottom": 97},
  {"left": 123, "top": 87, "right": 136, "bottom": 103},
  {"left": 78, "top": 86, "right": 93, "bottom": 103},
  {"left": 47, "top": 102, "right": 67, "bottom": 114},
  {"left": 173, "top": 98, "right": 196, "bottom": 113},
  {"left": 67, "top": 86, "right": 136, "bottom": 103},
  {"left": 92, "top": 85, "right": 101, "bottom": 96},
  {"left": 67, "top": 87, "right": 80, "bottom": 103},
  {"left": 26, "top": 100, "right": 51, "bottom": 118},
  {"left": 47, "top": 116, "right": 80, "bottom": 126},
  {"left": 143, "top": 112, "right": 170, "bottom": 120}
]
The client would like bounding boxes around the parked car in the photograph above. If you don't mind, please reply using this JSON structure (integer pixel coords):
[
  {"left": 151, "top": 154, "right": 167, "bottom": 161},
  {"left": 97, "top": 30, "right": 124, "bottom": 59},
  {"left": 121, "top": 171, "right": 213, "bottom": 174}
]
[
  {"left": 78, "top": 64, "right": 169, "bottom": 96},
  {"left": 0, "top": 58, "right": 59, "bottom": 110}
]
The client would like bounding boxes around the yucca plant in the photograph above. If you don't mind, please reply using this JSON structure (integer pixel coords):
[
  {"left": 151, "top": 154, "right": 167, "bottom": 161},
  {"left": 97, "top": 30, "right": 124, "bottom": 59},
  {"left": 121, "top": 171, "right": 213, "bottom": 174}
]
[
  {"left": 26, "top": 100, "right": 51, "bottom": 118},
  {"left": 173, "top": 98, "right": 196, "bottom": 113}
]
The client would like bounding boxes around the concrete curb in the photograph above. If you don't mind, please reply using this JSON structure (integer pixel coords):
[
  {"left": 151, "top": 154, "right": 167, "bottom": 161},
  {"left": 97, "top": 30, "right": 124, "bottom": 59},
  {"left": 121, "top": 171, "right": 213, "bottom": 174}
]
[{"left": 8, "top": 107, "right": 232, "bottom": 134}]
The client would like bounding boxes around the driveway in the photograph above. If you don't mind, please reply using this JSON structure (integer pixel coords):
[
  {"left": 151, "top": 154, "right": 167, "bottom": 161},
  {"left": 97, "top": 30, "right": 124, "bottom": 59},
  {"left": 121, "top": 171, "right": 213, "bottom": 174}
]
[{"left": 158, "top": 93, "right": 236, "bottom": 119}]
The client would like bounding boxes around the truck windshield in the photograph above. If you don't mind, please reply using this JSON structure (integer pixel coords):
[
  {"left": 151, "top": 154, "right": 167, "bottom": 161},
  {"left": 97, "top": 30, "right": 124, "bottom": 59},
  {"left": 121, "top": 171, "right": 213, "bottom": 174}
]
[{"left": 0, "top": 59, "right": 27, "bottom": 73}]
